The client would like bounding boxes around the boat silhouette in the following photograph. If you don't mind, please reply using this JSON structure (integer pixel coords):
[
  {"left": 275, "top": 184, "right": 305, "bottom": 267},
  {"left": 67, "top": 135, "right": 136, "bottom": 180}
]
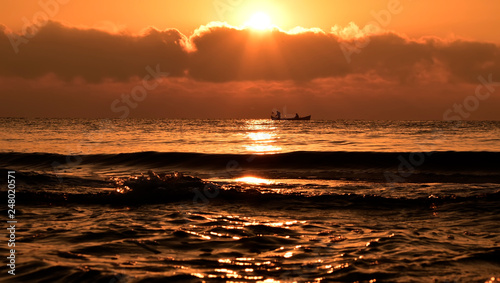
[{"left": 271, "top": 115, "right": 311, "bottom": 121}]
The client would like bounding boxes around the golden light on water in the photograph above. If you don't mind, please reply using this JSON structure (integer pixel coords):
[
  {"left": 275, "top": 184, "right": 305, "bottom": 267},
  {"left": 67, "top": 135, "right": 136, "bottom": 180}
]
[
  {"left": 247, "top": 132, "right": 273, "bottom": 141},
  {"left": 243, "top": 120, "right": 282, "bottom": 154},
  {"left": 235, "top": 176, "right": 273, "bottom": 185}
]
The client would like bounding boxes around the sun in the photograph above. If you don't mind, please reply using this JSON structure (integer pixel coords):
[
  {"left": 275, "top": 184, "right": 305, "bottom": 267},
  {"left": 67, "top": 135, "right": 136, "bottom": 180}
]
[{"left": 245, "top": 12, "right": 273, "bottom": 30}]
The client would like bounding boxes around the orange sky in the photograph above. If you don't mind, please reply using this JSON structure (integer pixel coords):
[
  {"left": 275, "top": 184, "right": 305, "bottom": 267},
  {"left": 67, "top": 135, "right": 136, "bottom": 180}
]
[
  {"left": 1, "top": 0, "right": 499, "bottom": 119},
  {"left": 3, "top": 0, "right": 500, "bottom": 42}
]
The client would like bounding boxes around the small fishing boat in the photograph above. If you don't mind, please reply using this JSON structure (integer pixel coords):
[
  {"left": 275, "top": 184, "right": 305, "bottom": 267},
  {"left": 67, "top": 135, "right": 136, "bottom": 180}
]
[{"left": 271, "top": 115, "right": 311, "bottom": 121}]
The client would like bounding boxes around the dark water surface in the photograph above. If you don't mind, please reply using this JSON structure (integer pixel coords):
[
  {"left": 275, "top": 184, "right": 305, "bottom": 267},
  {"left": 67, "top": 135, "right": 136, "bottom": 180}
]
[{"left": 1, "top": 118, "right": 499, "bottom": 282}]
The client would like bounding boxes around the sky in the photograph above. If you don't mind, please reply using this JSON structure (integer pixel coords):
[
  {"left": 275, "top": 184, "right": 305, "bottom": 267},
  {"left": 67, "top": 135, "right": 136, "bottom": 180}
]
[{"left": 1, "top": 0, "right": 499, "bottom": 119}]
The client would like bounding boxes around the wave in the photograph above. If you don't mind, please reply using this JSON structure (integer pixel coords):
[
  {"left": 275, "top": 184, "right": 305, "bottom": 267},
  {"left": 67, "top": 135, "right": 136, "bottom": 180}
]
[
  {"left": 1, "top": 151, "right": 500, "bottom": 184},
  {"left": 6, "top": 170, "right": 500, "bottom": 208},
  {"left": 1, "top": 150, "right": 499, "bottom": 170}
]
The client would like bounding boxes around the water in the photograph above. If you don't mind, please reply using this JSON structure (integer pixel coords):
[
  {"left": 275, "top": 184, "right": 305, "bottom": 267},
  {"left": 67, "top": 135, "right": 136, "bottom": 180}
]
[
  {"left": 1, "top": 118, "right": 499, "bottom": 282},
  {"left": 2, "top": 118, "right": 500, "bottom": 154}
]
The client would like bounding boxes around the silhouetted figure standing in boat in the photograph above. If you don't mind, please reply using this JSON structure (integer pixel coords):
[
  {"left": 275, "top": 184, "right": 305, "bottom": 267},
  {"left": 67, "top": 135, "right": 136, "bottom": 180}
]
[
  {"left": 295, "top": 113, "right": 299, "bottom": 119},
  {"left": 276, "top": 111, "right": 281, "bottom": 119}
]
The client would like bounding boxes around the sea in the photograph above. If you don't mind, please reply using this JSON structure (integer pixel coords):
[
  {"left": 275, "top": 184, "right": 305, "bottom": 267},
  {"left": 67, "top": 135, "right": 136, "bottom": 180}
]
[{"left": 1, "top": 118, "right": 499, "bottom": 282}]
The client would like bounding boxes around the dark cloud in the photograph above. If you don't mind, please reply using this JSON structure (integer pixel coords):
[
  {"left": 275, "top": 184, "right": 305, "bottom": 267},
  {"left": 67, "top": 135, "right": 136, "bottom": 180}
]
[
  {"left": 188, "top": 24, "right": 349, "bottom": 81},
  {"left": 2, "top": 75, "right": 499, "bottom": 120},
  {"left": 433, "top": 39, "right": 500, "bottom": 83},
  {"left": 1, "top": 21, "right": 499, "bottom": 83},
  {"left": 1, "top": 21, "right": 188, "bottom": 82}
]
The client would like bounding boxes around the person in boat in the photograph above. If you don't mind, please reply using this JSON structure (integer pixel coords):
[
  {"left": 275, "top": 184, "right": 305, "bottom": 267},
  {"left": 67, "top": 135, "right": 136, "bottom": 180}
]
[
  {"left": 294, "top": 113, "right": 299, "bottom": 119},
  {"left": 276, "top": 111, "right": 281, "bottom": 119}
]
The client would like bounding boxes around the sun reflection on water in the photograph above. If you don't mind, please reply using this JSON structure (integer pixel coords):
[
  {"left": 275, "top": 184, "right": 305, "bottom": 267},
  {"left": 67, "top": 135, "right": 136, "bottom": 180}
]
[
  {"left": 235, "top": 176, "right": 274, "bottom": 185},
  {"left": 243, "top": 120, "right": 282, "bottom": 154}
]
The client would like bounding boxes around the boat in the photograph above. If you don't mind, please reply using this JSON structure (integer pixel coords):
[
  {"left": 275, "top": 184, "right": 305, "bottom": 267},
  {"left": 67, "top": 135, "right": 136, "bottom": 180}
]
[{"left": 271, "top": 115, "right": 311, "bottom": 121}]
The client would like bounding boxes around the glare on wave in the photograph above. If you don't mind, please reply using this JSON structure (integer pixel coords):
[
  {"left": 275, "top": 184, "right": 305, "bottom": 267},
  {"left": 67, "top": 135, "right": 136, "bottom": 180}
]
[{"left": 235, "top": 176, "right": 274, "bottom": 185}]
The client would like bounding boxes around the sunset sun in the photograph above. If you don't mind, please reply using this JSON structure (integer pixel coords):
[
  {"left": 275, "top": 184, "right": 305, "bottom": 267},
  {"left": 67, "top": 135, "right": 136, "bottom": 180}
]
[{"left": 245, "top": 12, "right": 273, "bottom": 30}]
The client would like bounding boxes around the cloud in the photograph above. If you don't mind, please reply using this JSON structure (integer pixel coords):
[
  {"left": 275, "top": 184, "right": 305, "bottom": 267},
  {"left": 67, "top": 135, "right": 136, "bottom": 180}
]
[
  {"left": 1, "top": 21, "right": 499, "bottom": 84},
  {"left": 188, "top": 22, "right": 350, "bottom": 81},
  {"left": 1, "top": 21, "right": 188, "bottom": 82},
  {"left": 2, "top": 74, "right": 499, "bottom": 120}
]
